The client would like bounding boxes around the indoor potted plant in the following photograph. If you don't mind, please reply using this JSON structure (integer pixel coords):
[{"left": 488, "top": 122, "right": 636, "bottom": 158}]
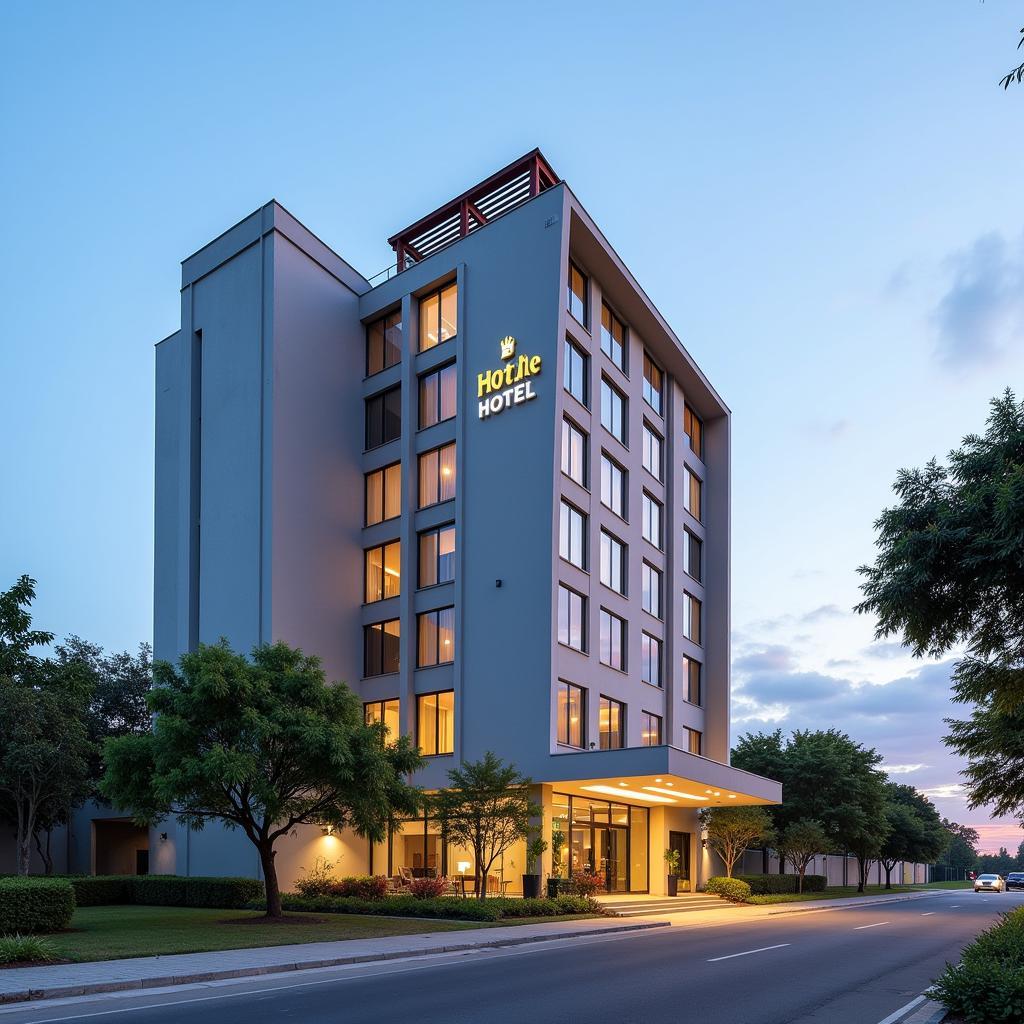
[
  {"left": 522, "top": 834, "right": 547, "bottom": 899},
  {"left": 547, "top": 826, "right": 566, "bottom": 897},
  {"left": 664, "top": 848, "right": 681, "bottom": 896}
]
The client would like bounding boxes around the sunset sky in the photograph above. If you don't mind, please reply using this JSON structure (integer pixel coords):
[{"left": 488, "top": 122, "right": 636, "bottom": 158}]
[{"left": 2, "top": 2, "right": 1023, "bottom": 851}]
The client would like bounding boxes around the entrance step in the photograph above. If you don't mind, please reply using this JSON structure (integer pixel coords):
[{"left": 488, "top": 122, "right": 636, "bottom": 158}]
[{"left": 601, "top": 896, "right": 725, "bottom": 917}]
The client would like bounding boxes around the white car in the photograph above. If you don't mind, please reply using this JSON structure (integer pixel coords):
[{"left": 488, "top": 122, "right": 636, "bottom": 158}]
[{"left": 974, "top": 873, "right": 1006, "bottom": 893}]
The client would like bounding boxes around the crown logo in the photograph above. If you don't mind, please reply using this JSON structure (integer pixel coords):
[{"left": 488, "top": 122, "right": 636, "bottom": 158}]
[{"left": 499, "top": 335, "right": 516, "bottom": 360}]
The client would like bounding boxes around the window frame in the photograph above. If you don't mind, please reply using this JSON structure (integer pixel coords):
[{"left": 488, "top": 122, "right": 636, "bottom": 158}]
[
  {"left": 418, "top": 441, "right": 457, "bottom": 509},
  {"left": 599, "top": 695, "right": 626, "bottom": 750},
  {"left": 557, "top": 583, "right": 587, "bottom": 653},
  {"left": 364, "top": 698, "right": 400, "bottom": 738},
  {"left": 417, "top": 606, "right": 455, "bottom": 668},
  {"left": 642, "top": 491, "right": 663, "bottom": 549},
  {"left": 600, "top": 376, "right": 627, "bottom": 445},
  {"left": 684, "top": 404, "right": 704, "bottom": 460},
  {"left": 600, "top": 301, "right": 627, "bottom": 371},
  {"left": 567, "top": 260, "right": 588, "bottom": 326},
  {"left": 683, "top": 590, "right": 703, "bottom": 645},
  {"left": 364, "top": 618, "right": 400, "bottom": 677},
  {"left": 364, "top": 540, "right": 401, "bottom": 604},
  {"left": 365, "top": 383, "right": 402, "bottom": 450},
  {"left": 563, "top": 336, "right": 589, "bottom": 407},
  {"left": 418, "top": 282, "right": 458, "bottom": 353},
  {"left": 418, "top": 523, "right": 455, "bottom": 589},
  {"left": 642, "top": 422, "right": 663, "bottom": 481},
  {"left": 598, "top": 607, "right": 627, "bottom": 671},
  {"left": 683, "top": 528, "right": 702, "bottom": 583},
  {"left": 641, "top": 711, "right": 663, "bottom": 747},
  {"left": 600, "top": 452, "right": 627, "bottom": 520},
  {"left": 682, "top": 655, "right": 702, "bottom": 706},
  {"left": 561, "top": 416, "right": 588, "bottom": 487},
  {"left": 684, "top": 726, "right": 703, "bottom": 756},
  {"left": 417, "top": 689, "right": 455, "bottom": 756},
  {"left": 642, "top": 561, "right": 663, "bottom": 619},
  {"left": 684, "top": 466, "right": 703, "bottom": 523},
  {"left": 418, "top": 361, "right": 457, "bottom": 429},
  {"left": 559, "top": 499, "right": 588, "bottom": 570},
  {"left": 366, "top": 308, "right": 402, "bottom": 377},
  {"left": 556, "top": 680, "right": 586, "bottom": 749},
  {"left": 364, "top": 462, "right": 401, "bottom": 526},
  {"left": 599, "top": 528, "right": 627, "bottom": 596},
  {"left": 642, "top": 352, "right": 663, "bottom": 416},
  {"left": 641, "top": 631, "right": 662, "bottom": 688}
]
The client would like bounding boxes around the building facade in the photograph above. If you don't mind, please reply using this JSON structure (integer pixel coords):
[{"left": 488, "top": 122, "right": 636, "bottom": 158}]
[{"left": 140, "top": 150, "right": 782, "bottom": 895}]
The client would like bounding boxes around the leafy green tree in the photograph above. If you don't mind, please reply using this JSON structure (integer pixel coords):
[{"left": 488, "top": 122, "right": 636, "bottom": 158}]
[
  {"left": 0, "top": 576, "right": 53, "bottom": 680},
  {"left": 1000, "top": 27, "right": 1024, "bottom": 89},
  {"left": 856, "top": 392, "right": 1024, "bottom": 814},
  {"left": 1015, "top": 840, "right": 1024, "bottom": 870},
  {"left": 878, "top": 784, "right": 948, "bottom": 889},
  {"left": 936, "top": 819, "right": 979, "bottom": 876},
  {"left": 776, "top": 819, "right": 829, "bottom": 892},
  {"left": 431, "top": 753, "right": 538, "bottom": 900},
  {"left": 700, "top": 805, "right": 773, "bottom": 878},
  {"left": 102, "top": 640, "right": 422, "bottom": 917},
  {"left": 978, "top": 847, "right": 1015, "bottom": 876}
]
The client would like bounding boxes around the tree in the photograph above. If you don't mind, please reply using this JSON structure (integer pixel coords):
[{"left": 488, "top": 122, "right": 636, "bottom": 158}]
[
  {"left": 978, "top": 847, "right": 1015, "bottom": 876},
  {"left": 700, "top": 805, "right": 773, "bottom": 878},
  {"left": 878, "top": 785, "right": 948, "bottom": 889},
  {"left": 102, "top": 640, "right": 422, "bottom": 918},
  {"left": 1000, "top": 27, "right": 1024, "bottom": 89},
  {"left": 857, "top": 392, "right": 1024, "bottom": 813},
  {"left": 0, "top": 576, "right": 53, "bottom": 681},
  {"left": 1015, "top": 840, "right": 1024, "bottom": 870},
  {"left": 431, "top": 753, "right": 538, "bottom": 900},
  {"left": 776, "top": 819, "right": 829, "bottom": 893},
  {"left": 936, "top": 819, "right": 979, "bottom": 876}
]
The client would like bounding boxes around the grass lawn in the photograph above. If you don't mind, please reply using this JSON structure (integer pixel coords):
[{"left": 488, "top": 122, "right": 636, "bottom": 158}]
[{"left": 746, "top": 884, "right": 935, "bottom": 905}]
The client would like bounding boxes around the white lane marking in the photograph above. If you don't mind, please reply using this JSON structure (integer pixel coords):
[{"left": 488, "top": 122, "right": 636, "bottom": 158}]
[
  {"left": 920, "top": 912, "right": 936, "bottom": 916},
  {"left": 707, "top": 942, "right": 791, "bottom": 962},
  {"left": 950, "top": 904, "right": 960, "bottom": 908},
  {"left": 875, "top": 994, "right": 926, "bottom": 1024},
  {"left": 854, "top": 921, "right": 890, "bottom": 930}
]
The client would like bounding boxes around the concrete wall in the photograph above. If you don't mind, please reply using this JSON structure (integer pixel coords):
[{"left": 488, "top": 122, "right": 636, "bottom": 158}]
[{"left": 732, "top": 848, "right": 931, "bottom": 886}]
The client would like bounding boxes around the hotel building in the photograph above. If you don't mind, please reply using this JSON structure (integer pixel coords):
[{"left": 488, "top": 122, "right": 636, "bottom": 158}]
[{"left": 140, "top": 150, "right": 781, "bottom": 895}]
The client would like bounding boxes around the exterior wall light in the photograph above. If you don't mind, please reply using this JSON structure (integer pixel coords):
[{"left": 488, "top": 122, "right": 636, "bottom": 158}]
[
  {"left": 321, "top": 824, "right": 335, "bottom": 837},
  {"left": 159, "top": 833, "right": 168, "bottom": 842}
]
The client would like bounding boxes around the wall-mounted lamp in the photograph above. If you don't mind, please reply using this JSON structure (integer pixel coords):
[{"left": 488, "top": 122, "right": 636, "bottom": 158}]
[
  {"left": 700, "top": 827, "right": 709, "bottom": 850},
  {"left": 159, "top": 833, "right": 168, "bottom": 842},
  {"left": 495, "top": 579, "right": 503, "bottom": 588},
  {"left": 321, "top": 824, "right": 335, "bottom": 837}
]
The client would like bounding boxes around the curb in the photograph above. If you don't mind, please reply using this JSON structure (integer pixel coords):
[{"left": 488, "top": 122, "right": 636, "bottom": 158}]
[
  {"left": 763, "top": 890, "right": 942, "bottom": 917},
  {"left": 0, "top": 919, "right": 669, "bottom": 1006}
]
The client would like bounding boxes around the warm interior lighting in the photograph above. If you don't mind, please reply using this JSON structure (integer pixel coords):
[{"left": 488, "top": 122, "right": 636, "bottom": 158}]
[
  {"left": 457, "top": 861, "right": 471, "bottom": 874},
  {"left": 441, "top": 466, "right": 452, "bottom": 475},
  {"left": 654, "top": 778, "right": 663, "bottom": 783},
  {"left": 728, "top": 794, "right": 737, "bottom": 799},
  {"left": 581, "top": 784, "right": 675, "bottom": 804},
  {"left": 642, "top": 786, "right": 709, "bottom": 801}
]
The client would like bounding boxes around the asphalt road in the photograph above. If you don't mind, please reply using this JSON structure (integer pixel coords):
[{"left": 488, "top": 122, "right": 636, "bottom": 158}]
[{"left": 1, "top": 889, "right": 1015, "bottom": 1024}]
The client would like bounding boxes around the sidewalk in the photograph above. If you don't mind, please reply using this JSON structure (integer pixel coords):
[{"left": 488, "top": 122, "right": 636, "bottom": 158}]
[{"left": 0, "top": 916, "right": 667, "bottom": 1005}]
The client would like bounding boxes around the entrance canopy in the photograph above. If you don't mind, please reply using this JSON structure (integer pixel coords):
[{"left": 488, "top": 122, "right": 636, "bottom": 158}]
[{"left": 542, "top": 745, "right": 781, "bottom": 808}]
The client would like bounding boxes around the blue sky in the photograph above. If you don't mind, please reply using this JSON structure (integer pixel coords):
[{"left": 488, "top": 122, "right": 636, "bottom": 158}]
[{"left": 2, "top": 2, "right": 1023, "bottom": 849}]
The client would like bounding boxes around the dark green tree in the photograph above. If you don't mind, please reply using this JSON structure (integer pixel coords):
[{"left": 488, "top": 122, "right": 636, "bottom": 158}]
[
  {"left": 102, "top": 640, "right": 422, "bottom": 917},
  {"left": 776, "top": 819, "right": 829, "bottom": 893},
  {"left": 978, "top": 847, "right": 1014, "bottom": 876},
  {"left": 935, "top": 819, "right": 980, "bottom": 876},
  {"left": 700, "top": 805, "right": 774, "bottom": 879},
  {"left": 0, "top": 575, "right": 53, "bottom": 680},
  {"left": 1000, "top": 27, "right": 1024, "bottom": 89},
  {"left": 878, "top": 784, "right": 948, "bottom": 889}
]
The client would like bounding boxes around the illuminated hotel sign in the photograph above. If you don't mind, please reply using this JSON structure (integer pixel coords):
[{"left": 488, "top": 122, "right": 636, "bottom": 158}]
[{"left": 477, "top": 336, "right": 542, "bottom": 419}]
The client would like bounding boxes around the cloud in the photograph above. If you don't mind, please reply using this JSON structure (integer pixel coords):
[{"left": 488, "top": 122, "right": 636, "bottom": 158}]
[
  {"left": 932, "top": 230, "right": 1024, "bottom": 368},
  {"left": 739, "top": 670, "right": 849, "bottom": 707},
  {"left": 919, "top": 783, "right": 967, "bottom": 800},
  {"left": 800, "top": 604, "right": 846, "bottom": 624},
  {"left": 733, "top": 645, "right": 795, "bottom": 675},
  {"left": 881, "top": 763, "right": 928, "bottom": 775},
  {"left": 863, "top": 641, "right": 909, "bottom": 660}
]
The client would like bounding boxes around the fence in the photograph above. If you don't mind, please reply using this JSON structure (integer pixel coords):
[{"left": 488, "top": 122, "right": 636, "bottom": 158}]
[{"left": 728, "top": 848, "right": 930, "bottom": 886}]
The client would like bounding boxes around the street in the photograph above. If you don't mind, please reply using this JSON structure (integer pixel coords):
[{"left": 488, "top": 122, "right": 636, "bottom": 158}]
[{"left": 0, "top": 890, "right": 1012, "bottom": 1024}]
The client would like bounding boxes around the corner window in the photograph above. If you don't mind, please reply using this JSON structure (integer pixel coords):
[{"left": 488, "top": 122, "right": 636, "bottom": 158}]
[
  {"left": 365, "top": 463, "right": 401, "bottom": 526},
  {"left": 419, "top": 363, "right": 457, "bottom": 429},
  {"left": 417, "top": 607, "right": 455, "bottom": 667},
  {"left": 684, "top": 466, "right": 703, "bottom": 523},
  {"left": 684, "top": 404, "right": 703, "bottom": 459},
  {"left": 642, "top": 562, "right": 662, "bottom": 619},
  {"left": 563, "top": 337, "right": 588, "bottom": 406},
  {"left": 600, "top": 453, "right": 627, "bottom": 518},
  {"left": 418, "top": 442, "right": 456, "bottom": 508},
  {"left": 641, "top": 711, "right": 663, "bottom": 747},
  {"left": 568, "top": 260, "right": 588, "bottom": 325},
  {"left": 685, "top": 726, "right": 703, "bottom": 756},
  {"left": 419, "top": 524, "right": 455, "bottom": 588},
  {"left": 683, "top": 591, "right": 702, "bottom": 645},
  {"left": 642, "top": 353, "right": 663, "bottom": 416},
  {"left": 366, "top": 310, "right": 402, "bottom": 376},
  {"left": 684, "top": 528, "right": 702, "bottom": 583},
  {"left": 365, "top": 385, "right": 401, "bottom": 449},
  {"left": 364, "top": 541, "right": 400, "bottom": 603},
  {"left": 599, "top": 608, "right": 626, "bottom": 671},
  {"left": 641, "top": 632, "right": 662, "bottom": 687},
  {"left": 642, "top": 423, "right": 663, "bottom": 481},
  {"left": 559, "top": 500, "right": 587, "bottom": 570},
  {"left": 600, "top": 302, "right": 626, "bottom": 371},
  {"left": 556, "top": 680, "right": 585, "bottom": 748},
  {"left": 365, "top": 698, "right": 400, "bottom": 739},
  {"left": 417, "top": 690, "right": 454, "bottom": 755},
  {"left": 683, "top": 655, "right": 702, "bottom": 706},
  {"left": 600, "top": 377, "right": 626, "bottom": 444},
  {"left": 364, "top": 619, "right": 400, "bottom": 677},
  {"left": 561, "top": 418, "right": 588, "bottom": 486},
  {"left": 557, "top": 584, "right": 586, "bottom": 652},
  {"left": 599, "top": 529, "right": 626, "bottom": 595},
  {"left": 642, "top": 492, "right": 662, "bottom": 549},
  {"left": 419, "top": 282, "right": 457, "bottom": 352},
  {"left": 599, "top": 695, "right": 625, "bottom": 750}
]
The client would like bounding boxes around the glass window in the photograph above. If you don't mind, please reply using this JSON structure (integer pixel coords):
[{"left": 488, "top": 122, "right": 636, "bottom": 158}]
[
  {"left": 561, "top": 418, "right": 587, "bottom": 486},
  {"left": 600, "top": 377, "right": 626, "bottom": 444},
  {"left": 365, "top": 463, "right": 401, "bottom": 526},
  {"left": 599, "top": 529, "right": 626, "bottom": 595},
  {"left": 418, "top": 607, "right": 455, "bottom": 667},
  {"left": 366, "top": 310, "right": 402, "bottom": 376},
  {"left": 600, "top": 302, "right": 626, "bottom": 370},
  {"left": 642, "top": 353, "right": 663, "bottom": 415},
  {"left": 642, "top": 562, "right": 662, "bottom": 619},
  {"left": 419, "top": 442, "right": 456, "bottom": 508},
  {"left": 365, "top": 698, "right": 400, "bottom": 739},
  {"left": 556, "top": 681, "right": 585, "bottom": 748},
  {"left": 683, "top": 655, "right": 702, "bottom": 706},
  {"left": 365, "top": 541, "right": 401, "bottom": 603},
  {"left": 568, "top": 260, "right": 587, "bottom": 324},
  {"left": 365, "top": 385, "right": 401, "bottom": 449},
  {"left": 599, "top": 695, "right": 625, "bottom": 750},
  {"left": 641, "top": 711, "right": 662, "bottom": 747},
  {"left": 557, "top": 585, "right": 586, "bottom": 652},
  {"left": 418, "top": 690, "right": 455, "bottom": 755},
  {"left": 642, "top": 492, "right": 662, "bottom": 549},
  {"left": 685, "top": 726, "right": 703, "bottom": 756},
  {"left": 641, "top": 632, "right": 662, "bottom": 687},
  {"left": 600, "top": 453, "right": 627, "bottom": 518},
  {"left": 419, "top": 363, "right": 457, "bottom": 428},
  {"left": 642, "top": 423, "right": 662, "bottom": 480},
  {"left": 419, "top": 525, "right": 455, "bottom": 588},
  {"left": 684, "top": 404, "right": 703, "bottom": 459},
  {"left": 563, "top": 337, "right": 588, "bottom": 406},
  {"left": 599, "top": 609, "right": 626, "bottom": 670},
  {"left": 559, "top": 500, "right": 587, "bottom": 569},
  {"left": 364, "top": 619, "right": 400, "bottom": 676},
  {"left": 684, "top": 466, "right": 703, "bottom": 522},
  {"left": 683, "top": 591, "right": 702, "bottom": 644},
  {"left": 684, "top": 528, "right": 702, "bottom": 583},
  {"left": 419, "top": 282, "right": 457, "bottom": 352}
]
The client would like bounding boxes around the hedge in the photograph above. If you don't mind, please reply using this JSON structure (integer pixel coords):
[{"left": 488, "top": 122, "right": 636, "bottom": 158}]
[
  {"left": 704, "top": 877, "right": 751, "bottom": 902},
  {"left": 736, "top": 874, "right": 827, "bottom": 895},
  {"left": 276, "top": 893, "right": 599, "bottom": 922},
  {"left": 932, "top": 906, "right": 1024, "bottom": 1023},
  {"left": 69, "top": 875, "right": 263, "bottom": 909},
  {"left": 0, "top": 877, "right": 76, "bottom": 933}
]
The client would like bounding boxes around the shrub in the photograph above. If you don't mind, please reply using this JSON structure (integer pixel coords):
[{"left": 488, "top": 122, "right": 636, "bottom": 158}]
[
  {"left": 704, "top": 877, "right": 752, "bottom": 902},
  {"left": 568, "top": 871, "right": 603, "bottom": 899},
  {"left": 0, "top": 878, "right": 75, "bottom": 933},
  {"left": 932, "top": 907, "right": 1024, "bottom": 1023},
  {"left": 294, "top": 857, "right": 337, "bottom": 898},
  {"left": 71, "top": 876, "right": 132, "bottom": 906},
  {"left": 0, "top": 933, "right": 60, "bottom": 964},
  {"left": 736, "top": 874, "right": 827, "bottom": 895},
  {"left": 277, "top": 892, "right": 599, "bottom": 921},
  {"left": 330, "top": 876, "right": 389, "bottom": 900},
  {"left": 408, "top": 877, "right": 449, "bottom": 899}
]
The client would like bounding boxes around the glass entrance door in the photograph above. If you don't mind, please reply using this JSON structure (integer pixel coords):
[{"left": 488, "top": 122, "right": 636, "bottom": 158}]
[{"left": 597, "top": 827, "right": 628, "bottom": 893}]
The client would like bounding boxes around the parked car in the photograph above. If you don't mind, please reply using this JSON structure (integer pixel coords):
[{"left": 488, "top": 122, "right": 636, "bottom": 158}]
[
  {"left": 1005, "top": 872, "right": 1024, "bottom": 891},
  {"left": 974, "top": 873, "right": 1006, "bottom": 893}
]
